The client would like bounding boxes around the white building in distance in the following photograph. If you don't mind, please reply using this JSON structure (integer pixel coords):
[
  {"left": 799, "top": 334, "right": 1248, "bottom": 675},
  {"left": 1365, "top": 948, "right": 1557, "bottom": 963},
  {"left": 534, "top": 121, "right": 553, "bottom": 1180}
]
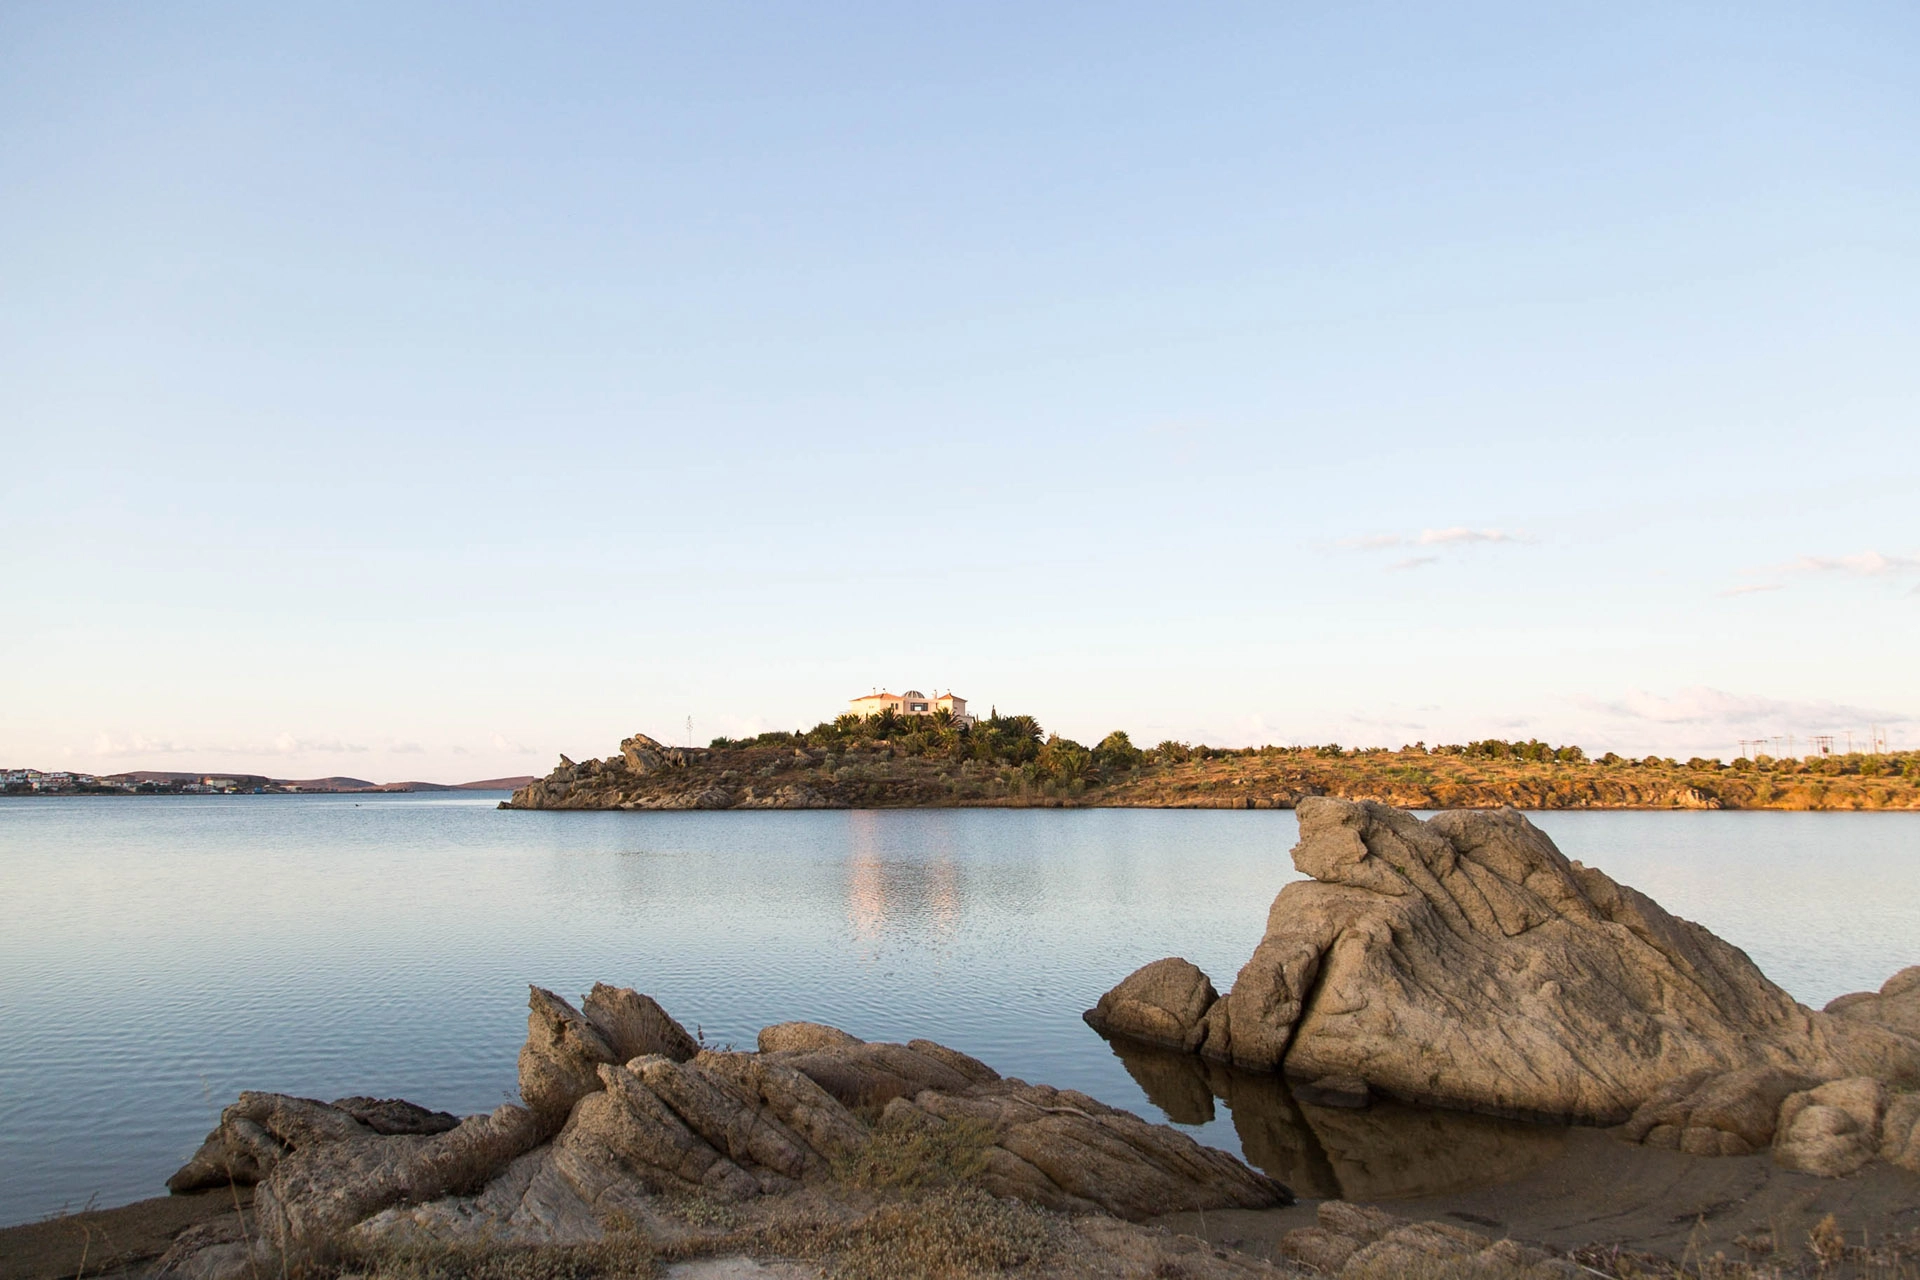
[{"left": 847, "top": 689, "right": 971, "bottom": 726}]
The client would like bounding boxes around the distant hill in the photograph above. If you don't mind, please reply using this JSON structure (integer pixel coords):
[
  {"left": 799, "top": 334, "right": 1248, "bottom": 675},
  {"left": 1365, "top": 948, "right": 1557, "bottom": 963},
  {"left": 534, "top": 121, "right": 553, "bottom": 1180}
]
[
  {"left": 79, "top": 772, "right": 534, "bottom": 793},
  {"left": 110, "top": 771, "right": 283, "bottom": 787},
  {"left": 372, "top": 777, "right": 536, "bottom": 792}
]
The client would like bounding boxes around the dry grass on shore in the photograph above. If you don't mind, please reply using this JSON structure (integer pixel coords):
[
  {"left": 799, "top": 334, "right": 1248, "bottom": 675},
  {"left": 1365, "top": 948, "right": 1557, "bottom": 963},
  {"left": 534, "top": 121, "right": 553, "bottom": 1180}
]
[{"left": 323, "top": 1186, "right": 1063, "bottom": 1280}]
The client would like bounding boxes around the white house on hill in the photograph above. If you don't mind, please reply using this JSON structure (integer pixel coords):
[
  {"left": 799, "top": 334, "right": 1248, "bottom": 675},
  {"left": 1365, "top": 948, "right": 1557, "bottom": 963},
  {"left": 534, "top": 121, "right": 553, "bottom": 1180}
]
[{"left": 848, "top": 689, "right": 971, "bottom": 726}]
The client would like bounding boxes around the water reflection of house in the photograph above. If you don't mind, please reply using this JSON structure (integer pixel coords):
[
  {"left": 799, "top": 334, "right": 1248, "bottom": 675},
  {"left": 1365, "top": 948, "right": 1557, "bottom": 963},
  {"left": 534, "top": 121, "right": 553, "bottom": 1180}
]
[
  {"left": 845, "top": 811, "right": 961, "bottom": 941},
  {"left": 847, "top": 689, "right": 971, "bottom": 725}
]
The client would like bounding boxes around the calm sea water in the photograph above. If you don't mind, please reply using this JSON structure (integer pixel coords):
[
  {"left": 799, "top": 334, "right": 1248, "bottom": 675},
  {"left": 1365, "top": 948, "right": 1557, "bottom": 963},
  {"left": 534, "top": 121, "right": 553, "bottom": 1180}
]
[{"left": 1, "top": 796, "right": 1916, "bottom": 1226}]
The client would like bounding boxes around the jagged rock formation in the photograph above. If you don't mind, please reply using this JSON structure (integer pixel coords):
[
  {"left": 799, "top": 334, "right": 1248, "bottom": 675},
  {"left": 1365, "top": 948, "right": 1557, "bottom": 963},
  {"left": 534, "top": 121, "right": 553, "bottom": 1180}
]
[
  {"left": 162, "top": 985, "right": 1289, "bottom": 1278},
  {"left": 1088, "top": 798, "right": 1920, "bottom": 1174},
  {"left": 507, "top": 734, "right": 748, "bottom": 811}
]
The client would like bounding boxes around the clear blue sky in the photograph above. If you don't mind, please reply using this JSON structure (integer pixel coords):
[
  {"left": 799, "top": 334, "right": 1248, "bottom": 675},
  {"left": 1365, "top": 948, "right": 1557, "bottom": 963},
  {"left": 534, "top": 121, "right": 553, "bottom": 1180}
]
[{"left": 5, "top": 3, "right": 1917, "bottom": 780}]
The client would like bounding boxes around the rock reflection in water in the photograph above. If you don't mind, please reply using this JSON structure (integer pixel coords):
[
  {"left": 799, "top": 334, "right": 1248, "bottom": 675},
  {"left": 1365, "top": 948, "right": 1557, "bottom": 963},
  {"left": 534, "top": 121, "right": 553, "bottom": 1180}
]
[{"left": 1103, "top": 1036, "right": 1568, "bottom": 1200}]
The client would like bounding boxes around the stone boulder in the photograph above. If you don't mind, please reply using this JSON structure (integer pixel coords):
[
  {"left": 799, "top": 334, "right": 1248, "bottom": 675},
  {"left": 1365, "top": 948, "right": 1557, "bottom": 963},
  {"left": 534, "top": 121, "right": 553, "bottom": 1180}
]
[
  {"left": 1083, "top": 956, "right": 1218, "bottom": 1052},
  {"left": 757, "top": 1020, "right": 1007, "bottom": 1106},
  {"left": 518, "top": 985, "right": 618, "bottom": 1132},
  {"left": 168, "top": 1093, "right": 456, "bottom": 1193},
  {"left": 1620, "top": 1064, "right": 1819, "bottom": 1156},
  {"left": 583, "top": 982, "right": 699, "bottom": 1062},
  {"left": 1881, "top": 1091, "right": 1920, "bottom": 1172},
  {"left": 1773, "top": 1077, "right": 1887, "bottom": 1176},
  {"left": 759, "top": 1020, "right": 864, "bottom": 1053},
  {"left": 332, "top": 1097, "right": 465, "bottom": 1137},
  {"left": 619, "top": 732, "right": 687, "bottom": 775},
  {"left": 254, "top": 1104, "right": 543, "bottom": 1252},
  {"left": 1093, "top": 799, "right": 1920, "bottom": 1127},
  {"left": 1277, "top": 1200, "right": 1582, "bottom": 1279},
  {"left": 889, "top": 1079, "right": 1286, "bottom": 1219},
  {"left": 1828, "top": 966, "right": 1920, "bottom": 1039}
]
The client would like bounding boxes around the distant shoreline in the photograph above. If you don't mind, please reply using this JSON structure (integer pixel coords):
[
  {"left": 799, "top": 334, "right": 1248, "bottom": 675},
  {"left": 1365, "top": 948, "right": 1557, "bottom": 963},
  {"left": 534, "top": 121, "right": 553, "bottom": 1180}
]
[
  {"left": 0, "top": 787, "right": 519, "bottom": 797},
  {"left": 1, "top": 775, "right": 535, "bottom": 797}
]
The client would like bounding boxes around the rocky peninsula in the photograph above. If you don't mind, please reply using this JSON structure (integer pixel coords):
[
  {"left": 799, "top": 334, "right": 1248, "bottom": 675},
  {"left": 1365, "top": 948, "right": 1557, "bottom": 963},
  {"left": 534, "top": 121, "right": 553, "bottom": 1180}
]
[{"left": 502, "top": 724, "right": 1920, "bottom": 812}]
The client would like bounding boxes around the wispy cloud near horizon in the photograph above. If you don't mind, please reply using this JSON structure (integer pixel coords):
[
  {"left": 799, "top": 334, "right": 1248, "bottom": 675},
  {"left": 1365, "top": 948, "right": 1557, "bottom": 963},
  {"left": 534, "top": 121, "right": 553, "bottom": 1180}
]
[
  {"left": 1782, "top": 551, "right": 1920, "bottom": 577},
  {"left": 87, "top": 732, "right": 389, "bottom": 759},
  {"left": 89, "top": 733, "right": 195, "bottom": 757},
  {"left": 1342, "top": 526, "right": 1532, "bottom": 551},
  {"left": 1339, "top": 526, "right": 1534, "bottom": 572},
  {"left": 1723, "top": 550, "right": 1920, "bottom": 598},
  {"left": 1416, "top": 527, "right": 1529, "bottom": 547},
  {"left": 1573, "top": 686, "right": 1915, "bottom": 732}
]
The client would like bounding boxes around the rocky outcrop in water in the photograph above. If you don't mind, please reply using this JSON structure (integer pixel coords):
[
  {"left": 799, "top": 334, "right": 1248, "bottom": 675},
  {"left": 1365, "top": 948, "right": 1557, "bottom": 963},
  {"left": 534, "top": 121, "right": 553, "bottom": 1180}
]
[
  {"left": 163, "top": 985, "right": 1289, "bottom": 1279},
  {"left": 1088, "top": 798, "right": 1920, "bottom": 1174},
  {"left": 1086, "top": 956, "right": 1219, "bottom": 1054}
]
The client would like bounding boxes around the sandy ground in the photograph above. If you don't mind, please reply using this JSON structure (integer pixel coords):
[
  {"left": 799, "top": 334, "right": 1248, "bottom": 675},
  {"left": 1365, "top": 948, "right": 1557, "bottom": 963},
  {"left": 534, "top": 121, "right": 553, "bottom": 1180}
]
[
  {"left": 0, "top": 1188, "right": 247, "bottom": 1280},
  {"left": 1155, "top": 1128, "right": 1920, "bottom": 1270}
]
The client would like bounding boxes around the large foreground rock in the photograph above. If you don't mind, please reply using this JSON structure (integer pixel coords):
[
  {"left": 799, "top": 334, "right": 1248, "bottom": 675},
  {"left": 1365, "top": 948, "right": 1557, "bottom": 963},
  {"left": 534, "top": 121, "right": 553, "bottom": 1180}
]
[
  {"left": 165, "top": 986, "right": 1288, "bottom": 1276},
  {"left": 1091, "top": 799, "right": 1920, "bottom": 1146}
]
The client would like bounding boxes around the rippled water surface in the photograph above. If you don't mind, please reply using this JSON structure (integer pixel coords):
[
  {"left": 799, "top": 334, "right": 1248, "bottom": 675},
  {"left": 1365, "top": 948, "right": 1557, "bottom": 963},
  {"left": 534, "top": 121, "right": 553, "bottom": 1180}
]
[{"left": 1, "top": 796, "right": 1916, "bottom": 1226}]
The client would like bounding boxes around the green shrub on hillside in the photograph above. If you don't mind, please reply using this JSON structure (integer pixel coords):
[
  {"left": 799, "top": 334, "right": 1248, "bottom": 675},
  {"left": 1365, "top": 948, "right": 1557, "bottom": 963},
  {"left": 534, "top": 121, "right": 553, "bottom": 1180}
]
[{"left": 1094, "top": 730, "right": 1144, "bottom": 771}]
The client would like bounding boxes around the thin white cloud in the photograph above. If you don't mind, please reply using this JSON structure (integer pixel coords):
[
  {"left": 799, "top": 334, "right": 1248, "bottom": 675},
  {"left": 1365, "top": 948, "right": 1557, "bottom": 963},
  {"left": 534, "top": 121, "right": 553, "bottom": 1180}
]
[
  {"left": 1727, "top": 550, "right": 1920, "bottom": 598},
  {"left": 268, "top": 733, "right": 367, "bottom": 755},
  {"left": 490, "top": 734, "right": 538, "bottom": 754},
  {"left": 1783, "top": 551, "right": 1920, "bottom": 577},
  {"left": 1415, "top": 527, "right": 1528, "bottom": 546},
  {"left": 1557, "top": 686, "right": 1918, "bottom": 758},
  {"left": 1576, "top": 686, "right": 1912, "bottom": 730},
  {"left": 1342, "top": 527, "right": 1531, "bottom": 553},
  {"left": 1340, "top": 525, "right": 1533, "bottom": 572},
  {"left": 90, "top": 733, "right": 195, "bottom": 757},
  {"left": 84, "top": 731, "right": 370, "bottom": 759}
]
